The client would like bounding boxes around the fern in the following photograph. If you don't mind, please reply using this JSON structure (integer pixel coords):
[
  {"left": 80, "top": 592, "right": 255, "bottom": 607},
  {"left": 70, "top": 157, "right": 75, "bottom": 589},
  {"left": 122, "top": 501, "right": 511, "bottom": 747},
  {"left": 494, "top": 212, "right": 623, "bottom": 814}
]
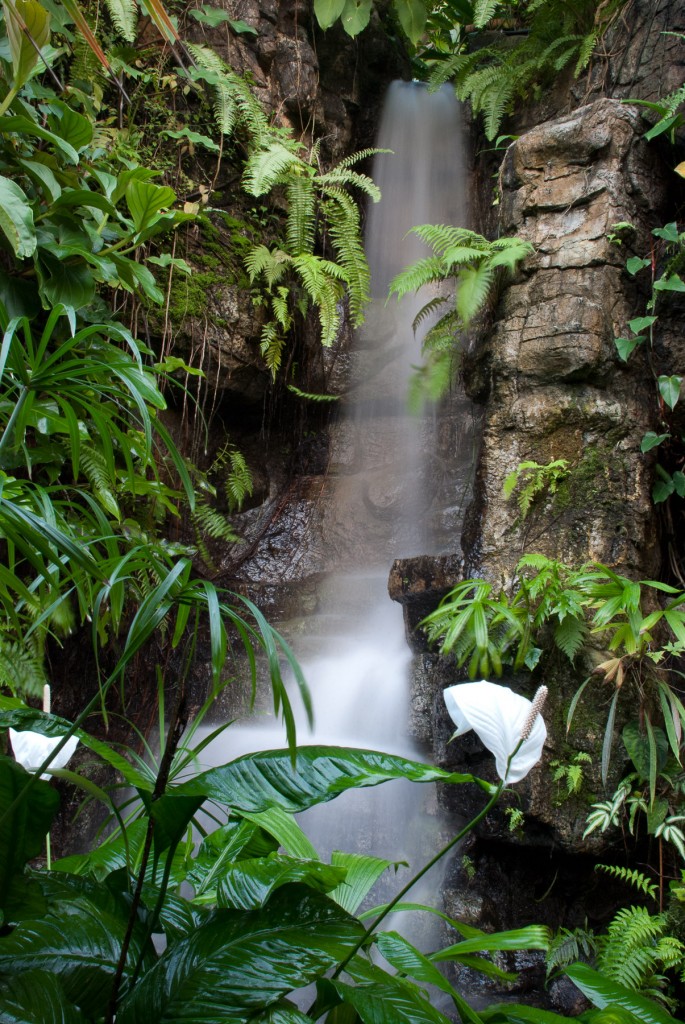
[
  {"left": 595, "top": 864, "right": 658, "bottom": 901},
  {"left": 260, "top": 321, "right": 286, "bottom": 376},
  {"left": 103, "top": 0, "right": 137, "bottom": 41},
  {"left": 0, "top": 637, "right": 48, "bottom": 698},
  {"left": 472, "top": 0, "right": 501, "bottom": 29},
  {"left": 596, "top": 906, "right": 665, "bottom": 991},
  {"left": 187, "top": 44, "right": 270, "bottom": 141},
  {"left": 456, "top": 263, "right": 494, "bottom": 322},
  {"left": 546, "top": 925, "right": 597, "bottom": 976},
  {"left": 553, "top": 614, "right": 586, "bottom": 661},
  {"left": 80, "top": 443, "right": 120, "bottom": 521},
  {"left": 286, "top": 176, "right": 316, "bottom": 256},
  {"left": 224, "top": 447, "right": 253, "bottom": 512},
  {"left": 243, "top": 141, "right": 303, "bottom": 197},
  {"left": 192, "top": 499, "right": 240, "bottom": 543}
]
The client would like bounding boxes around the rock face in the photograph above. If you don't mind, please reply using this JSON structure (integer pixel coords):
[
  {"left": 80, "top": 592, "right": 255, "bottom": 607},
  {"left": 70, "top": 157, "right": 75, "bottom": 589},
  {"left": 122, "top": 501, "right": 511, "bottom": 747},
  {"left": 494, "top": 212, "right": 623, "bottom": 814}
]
[{"left": 463, "top": 97, "right": 667, "bottom": 584}]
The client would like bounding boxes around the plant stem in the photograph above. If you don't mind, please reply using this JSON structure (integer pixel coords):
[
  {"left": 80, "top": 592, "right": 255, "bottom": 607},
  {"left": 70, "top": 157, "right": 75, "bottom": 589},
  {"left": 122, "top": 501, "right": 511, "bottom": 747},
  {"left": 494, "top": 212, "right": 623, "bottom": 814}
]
[
  {"left": 332, "top": 779, "right": 504, "bottom": 979},
  {"left": 0, "top": 386, "right": 29, "bottom": 459}
]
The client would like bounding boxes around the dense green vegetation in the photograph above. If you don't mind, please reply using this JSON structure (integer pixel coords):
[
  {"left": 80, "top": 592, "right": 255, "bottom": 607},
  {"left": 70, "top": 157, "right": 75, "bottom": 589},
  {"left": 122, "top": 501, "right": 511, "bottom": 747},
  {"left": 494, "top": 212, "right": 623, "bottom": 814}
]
[{"left": 1, "top": 0, "right": 685, "bottom": 1021}]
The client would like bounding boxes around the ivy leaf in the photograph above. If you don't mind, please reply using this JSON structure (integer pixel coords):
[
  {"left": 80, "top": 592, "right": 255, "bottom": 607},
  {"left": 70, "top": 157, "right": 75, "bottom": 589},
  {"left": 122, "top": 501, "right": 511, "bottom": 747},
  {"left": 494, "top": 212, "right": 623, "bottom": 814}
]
[
  {"left": 395, "top": 0, "right": 427, "bottom": 44},
  {"left": 614, "top": 335, "right": 644, "bottom": 361},
  {"left": 341, "top": 0, "right": 372, "bottom": 36},
  {"left": 640, "top": 432, "right": 669, "bottom": 453},
  {"left": 654, "top": 274, "right": 685, "bottom": 293},
  {"left": 652, "top": 222, "right": 679, "bottom": 243},
  {"left": 658, "top": 375, "right": 682, "bottom": 410},
  {"left": 313, "top": 0, "right": 347, "bottom": 29},
  {"left": 625, "top": 256, "right": 650, "bottom": 275},
  {"left": 0, "top": 175, "right": 36, "bottom": 258},
  {"left": 628, "top": 315, "right": 657, "bottom": 334}
]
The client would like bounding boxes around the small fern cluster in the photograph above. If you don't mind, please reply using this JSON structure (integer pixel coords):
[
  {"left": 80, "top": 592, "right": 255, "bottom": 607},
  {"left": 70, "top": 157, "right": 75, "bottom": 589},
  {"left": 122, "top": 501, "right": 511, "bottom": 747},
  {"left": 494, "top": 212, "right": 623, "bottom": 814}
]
[
  {"left": 503, "top": 458, "right": 570, "bottom": 520},
  {"left": 243, "top": 145, "right": 381, "bottom": 373},
  {"left": 425, "top": 0, "right": 626, "bottom": 141},
  {"left": 189, "top": 443, "right": 254, "bottom": 567},
  {"left": 389, "top": 223, "right": 533, "bottom": 405}
]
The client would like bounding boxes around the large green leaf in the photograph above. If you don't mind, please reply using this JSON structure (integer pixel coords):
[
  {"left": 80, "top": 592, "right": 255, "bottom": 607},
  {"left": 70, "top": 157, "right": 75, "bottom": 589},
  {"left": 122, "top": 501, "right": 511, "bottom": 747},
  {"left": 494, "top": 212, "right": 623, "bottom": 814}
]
[
  {"left": 0, "top": 116, "right": 79, "bottom": 164},
  {"left": 173, "top": 746, "right": 479, "bottom": 812},
  {"left": 252, "top": 1002, "right": 315, "bottom": 1024},
  {"left": 0, "top": 176, "right": 36, "bottom": 259},
  {"left": 329, "top": 851, "right": 399, "bottom": 914},
  {"left": 0, "top": 754, "right": 58, "bottom": 910},
  {"left": 430, "top": 925, "right": 550, "bottom": 961},
  {"left": 125, "top": 180, "right": 176, "bottom": 233},
  {"left": 341, "top": 0, "right": 372, "bottom": 36},
  {"left": 0, "top": 880, "right": 155, "bottom": 1018},
  {"left": 3, "top": 0, "right": 50, "bottom": 89},
  {"left": 332, "top": 974, "right": 453, "bottom": 1024},
  {"left": 564, "top": 964, "right": 684, "bottom": 1024},
  {"left": 376, "top": 931, "right": 481, "bottom": 1023},
  {"left": 479, "top": 1004, "right": 583, "bottom": 1023},
  {"left": 216, "top": 854, "right": 346, "bottom": 910},
  {"left": 313, "top": 0, "right": 346, "bottom": 28},
  {"left": 46, "top": 102, "right": 93, "bottom": 151},
  {"left": 116, "top": 885, "right": 364, "bottom": 1024},
  {"left": 395, "top": 0, "right": 426, "bottom": 44},
  {"left": 0, "top": 968, "right": 88, "bottom": 1023}
]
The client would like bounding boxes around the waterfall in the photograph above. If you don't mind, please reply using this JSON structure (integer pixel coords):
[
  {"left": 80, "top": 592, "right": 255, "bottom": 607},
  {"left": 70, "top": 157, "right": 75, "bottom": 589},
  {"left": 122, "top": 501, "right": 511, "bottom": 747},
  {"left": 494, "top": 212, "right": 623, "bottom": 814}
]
[{"left": 197, "top": 82, "right": 470, "bottom": 927}]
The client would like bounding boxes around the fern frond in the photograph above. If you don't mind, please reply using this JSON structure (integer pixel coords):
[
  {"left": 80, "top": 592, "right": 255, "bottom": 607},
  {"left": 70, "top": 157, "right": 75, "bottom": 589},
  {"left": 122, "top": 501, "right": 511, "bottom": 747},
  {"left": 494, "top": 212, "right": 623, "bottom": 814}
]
[
  {"left": 595, "top": 864, "right": 658, "bottom": 900},
  {"left": 77, "top": 443, "right": 119, "bottom": 521},
  {"left": 322, "top": 190, "right": 369, "bottom": 324},
  {"left": 286, "top": 175, "right": 316, "bottom": 256},
  {"left": 243, "top": 142, "right": 303, "bottom": 197},
  {"left": 0, "top": 638, "right": 47, "bottom": 698},
  {"left": 473, "top": 0, "right": 501, "bottom": 29},
  {"left": 260, "top": 322, "right": 286, "bottom": 377},
  {"left": 427, "top": 49, "right": 481, "bottom": 91},
  {"left": 597, "top": 906, "right": 664, "bottom": 990},
  {"left": 412, "top": 295, "right": 449, "bottom": 333},
  {"left": 410, "top": 223, "right": 476, "bottom": 256},
  {"left": 456, "top": 263, "right": 494, "bottom": 323},
  {"left": 389, "top": 257, "right": 446, "bottom": 299},
  {"left": 546, "top": 926, "right": 597, "bottom": 976},
  {"left": 319, "top": 168, "right": 381, "bottom": 203},
  {"left": 192, "top": 499, "right": 239, "bottom": 543},
  {"left": 553, "top": 614, "right": 586, "bottom": 661},
  {"left": 225, "top": 448, "right": 253, "bottom": 511},
  {"left": 103, "top": 0, "right": 137, "bottom": 41},
  {"left": 245, "top": 245, "right": 291, "bottom": 287}
]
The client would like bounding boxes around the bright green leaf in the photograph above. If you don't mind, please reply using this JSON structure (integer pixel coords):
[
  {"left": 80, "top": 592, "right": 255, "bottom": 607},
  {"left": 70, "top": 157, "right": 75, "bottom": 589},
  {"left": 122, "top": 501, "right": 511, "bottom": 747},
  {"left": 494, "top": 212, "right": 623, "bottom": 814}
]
[
  {"left": 0, "top": 176, "right": 36, "bottom": 258},
  {"left": 658, "top": 374, "right": 681, "bottom": 410}
]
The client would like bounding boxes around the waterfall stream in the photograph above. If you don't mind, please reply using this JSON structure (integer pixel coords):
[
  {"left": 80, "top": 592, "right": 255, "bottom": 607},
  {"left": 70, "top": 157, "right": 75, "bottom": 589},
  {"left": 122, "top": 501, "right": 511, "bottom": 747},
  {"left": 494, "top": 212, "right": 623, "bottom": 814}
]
[{"left": 199, "top": 82, "right": 471, "bottom": 931}]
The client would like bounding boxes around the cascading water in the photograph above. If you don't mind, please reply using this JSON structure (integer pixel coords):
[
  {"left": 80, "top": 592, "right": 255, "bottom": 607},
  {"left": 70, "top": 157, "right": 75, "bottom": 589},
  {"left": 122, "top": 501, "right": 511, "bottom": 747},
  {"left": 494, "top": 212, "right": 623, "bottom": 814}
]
[{"left": 199, "top": 82, "right": 471, "bottom": 923}]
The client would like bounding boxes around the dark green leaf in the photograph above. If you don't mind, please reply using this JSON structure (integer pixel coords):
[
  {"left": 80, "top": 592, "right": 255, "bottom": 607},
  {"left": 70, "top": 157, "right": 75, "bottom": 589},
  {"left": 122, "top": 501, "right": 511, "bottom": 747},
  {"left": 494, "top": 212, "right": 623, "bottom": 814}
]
[
  {"left": 654, "top": 274, "right": 685, "bottom": 293},
  {"left": 117, "top": 886, "right": 364, "bottom": 1024},
  {"left": 628, "top": 316, "right": 657, "bottom": 334},
  {"left": 46, "top": 102, "right": 93, "bottom": 151},
  {"left": 0, "top": 968, "right": 88, "bottom": 1023},
  {"left": 0, "top": 754, "right": 58, "bottom": 909},
  {"left": 396, "top": 0, "right": 426, "bottom": 44},
  {"left": 216, "top": 853, "right": 346, "bottom": 910},
  {"left": 0, "top": 176, "right": 36, "bottom": 259},
  {"left": 332, "top": 975, "right": 452, "bottom": 1024},
  {"left": 564, "top": 963, "right": 683, "bottom": 1024},
  {"left": 173, "top": 746, "right": 480, "bottom": 812}
]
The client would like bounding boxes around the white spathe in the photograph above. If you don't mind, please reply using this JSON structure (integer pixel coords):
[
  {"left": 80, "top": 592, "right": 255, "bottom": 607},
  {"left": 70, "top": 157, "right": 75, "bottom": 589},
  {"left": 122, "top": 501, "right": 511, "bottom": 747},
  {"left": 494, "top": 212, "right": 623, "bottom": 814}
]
[
  {"left": 9, "top": 729, "right": 79, "bottom": 779},
  {"left": 443, "top": 680, "right": 546, "bottom": 784}
]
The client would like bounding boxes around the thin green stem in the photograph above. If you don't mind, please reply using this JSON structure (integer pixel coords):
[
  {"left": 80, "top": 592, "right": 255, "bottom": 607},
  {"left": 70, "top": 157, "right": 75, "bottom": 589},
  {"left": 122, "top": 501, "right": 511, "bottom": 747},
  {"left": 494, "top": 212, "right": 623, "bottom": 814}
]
[
  {"left": 0, "top": 385, "right": 29, "bottom": 458},
  {"left": 332, "top": 779, "right": 505, "bottom": 979}
]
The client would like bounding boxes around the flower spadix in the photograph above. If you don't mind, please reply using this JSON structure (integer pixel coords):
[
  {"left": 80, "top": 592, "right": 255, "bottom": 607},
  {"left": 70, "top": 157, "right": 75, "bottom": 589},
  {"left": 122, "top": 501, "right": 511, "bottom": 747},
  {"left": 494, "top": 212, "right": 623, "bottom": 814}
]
[{"left": 443, "top": 680, "right": 547, "bottom": 784}]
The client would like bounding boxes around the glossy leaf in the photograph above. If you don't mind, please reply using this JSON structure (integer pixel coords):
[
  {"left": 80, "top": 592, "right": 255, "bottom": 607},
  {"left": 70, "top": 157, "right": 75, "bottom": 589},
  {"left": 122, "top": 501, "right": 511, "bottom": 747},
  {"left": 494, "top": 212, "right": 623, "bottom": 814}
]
[
  {"left": 430, "top": 925, "right": 550, "bottom": 961},
  {"left": 173, "top": 745, "right": 480, "bottom": 811},
  {"left": 332, "top": 975, "right": 452, "bottom": 1024},
  {"left": 329, "top": 851, "right": 399, "bottom": 913},
  {"left": 0, "top": 754, "right": 58, "bottom": 909},
  {"left": 125, "top": 180, "right": 176, "bottom": 233},
  {"left": 117, "top": 886, "right": 364, "bottom": 1024},
  {"left": 216, "top": 853, "right": 346, "bottom": 910},
  {"left": 3, "top": 0, "right": 50, "bottom": 89},
  {"left": 564, "top": 963, "right": 684, "bottom": 1024},
  {"left": 0, "top": 176, "right": 36, "bottom": 258},
  {"left": 0, "top": 968, "right": 88, "bottom": 1023},
  {"left": 640, "top": 432, "right": 669, "bottom": 453}
]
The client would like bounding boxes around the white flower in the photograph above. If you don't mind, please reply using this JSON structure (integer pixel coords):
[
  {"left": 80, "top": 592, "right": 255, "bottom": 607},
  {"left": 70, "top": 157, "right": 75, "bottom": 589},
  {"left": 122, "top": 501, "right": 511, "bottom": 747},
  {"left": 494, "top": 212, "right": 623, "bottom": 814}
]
[
  {"left": 9, "top": 729, "right": 79, "bottom": 779},
  {"left": 443, "top": 680, "right": 546, "bottom": 783}
]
